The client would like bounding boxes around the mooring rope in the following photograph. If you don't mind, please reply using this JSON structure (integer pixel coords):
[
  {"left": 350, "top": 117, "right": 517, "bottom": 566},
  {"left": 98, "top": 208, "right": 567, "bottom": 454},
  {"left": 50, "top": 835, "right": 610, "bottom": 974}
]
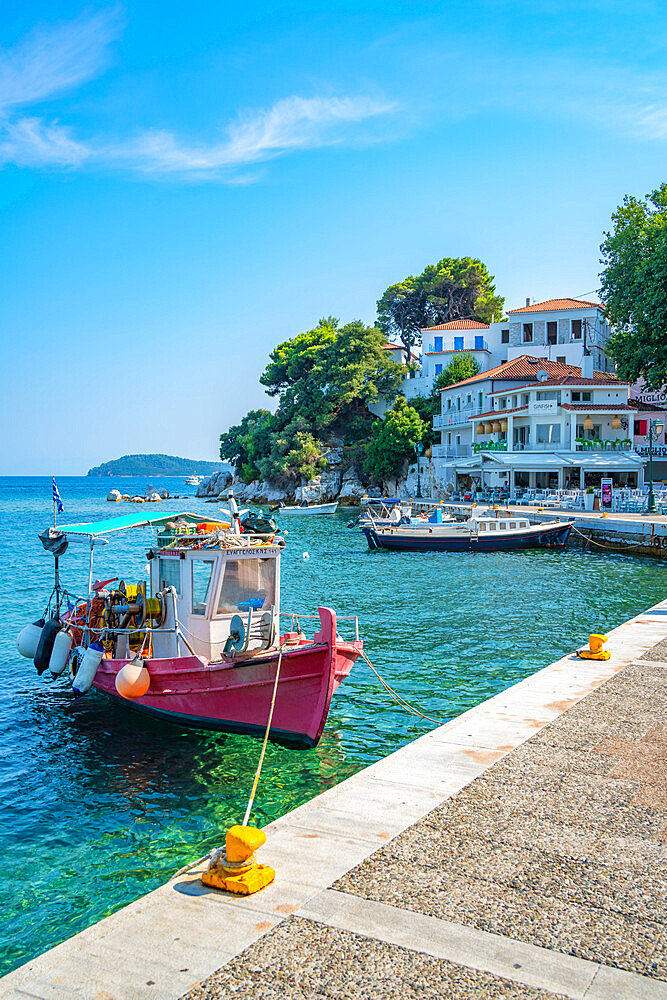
[
  {"left": 242, "top": 644, "right": 285, "bottom": 826},
  {"left": 358, "top": 648, "right": 447, "bottom": 726},
  {"left": 172, "top": 644, "right": 286, "bottom": 879},
  {"left": 570, "top": 523, "right": 661, "bottom": 554}
]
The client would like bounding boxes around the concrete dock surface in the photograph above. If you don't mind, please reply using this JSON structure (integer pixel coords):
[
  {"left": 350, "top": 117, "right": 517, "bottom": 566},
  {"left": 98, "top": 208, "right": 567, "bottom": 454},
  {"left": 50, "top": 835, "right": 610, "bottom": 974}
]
[{"left": 1, "top": 601, "right": 666, "bottom": 999}]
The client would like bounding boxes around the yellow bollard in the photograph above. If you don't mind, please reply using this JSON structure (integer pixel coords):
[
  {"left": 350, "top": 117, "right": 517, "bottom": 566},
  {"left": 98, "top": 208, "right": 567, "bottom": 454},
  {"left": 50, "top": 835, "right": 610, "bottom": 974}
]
[
  {"left": 576, "top": 633, "right": 610, "bottom": 661},
  {"left": 201, "top": 826, "right": 275, "bottom": 895}
]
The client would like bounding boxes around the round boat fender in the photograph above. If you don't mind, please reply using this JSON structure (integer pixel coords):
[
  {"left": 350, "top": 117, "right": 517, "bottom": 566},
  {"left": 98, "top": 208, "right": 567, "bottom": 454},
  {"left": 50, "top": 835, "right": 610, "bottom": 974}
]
[
  {"left": 69, "top": 646, "right": 86, "bottom": 679},
  {"left": 17, "top": 618, "right": 45, "bottom": 659},
  {"left": 34, "top": 618, "right": 62, "bottom": 675},
  {"left": 653, "top": 537, "right": 661, "bottom": 548},
  {"left": 661, "top": 536, "right": 667, "bottom": 548}
]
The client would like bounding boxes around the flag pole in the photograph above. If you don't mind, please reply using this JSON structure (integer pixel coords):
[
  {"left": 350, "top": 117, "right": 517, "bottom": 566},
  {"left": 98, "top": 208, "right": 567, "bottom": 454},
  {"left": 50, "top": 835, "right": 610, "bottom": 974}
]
[{"left": 53, "top": 476, "right": 59, "bottom": 597}]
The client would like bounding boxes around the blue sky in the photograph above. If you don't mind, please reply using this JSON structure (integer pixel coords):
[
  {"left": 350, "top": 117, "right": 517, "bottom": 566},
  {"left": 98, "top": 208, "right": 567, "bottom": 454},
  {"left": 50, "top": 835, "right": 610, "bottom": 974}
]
[{"left": 1, "top": 1, "right": 667, "bottom": 473}]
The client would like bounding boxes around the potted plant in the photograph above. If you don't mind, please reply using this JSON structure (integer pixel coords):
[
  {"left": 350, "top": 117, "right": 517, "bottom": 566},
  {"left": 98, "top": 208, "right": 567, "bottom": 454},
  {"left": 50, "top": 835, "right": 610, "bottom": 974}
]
[{"left": 584, "top": 487, "right": 595, "bottom": 511}]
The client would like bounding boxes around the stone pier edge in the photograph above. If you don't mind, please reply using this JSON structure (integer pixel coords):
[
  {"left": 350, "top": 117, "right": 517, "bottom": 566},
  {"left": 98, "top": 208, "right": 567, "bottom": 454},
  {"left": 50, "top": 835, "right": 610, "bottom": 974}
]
[{"left": 1, "top": 599, "right": 666, "bottom": 1000}]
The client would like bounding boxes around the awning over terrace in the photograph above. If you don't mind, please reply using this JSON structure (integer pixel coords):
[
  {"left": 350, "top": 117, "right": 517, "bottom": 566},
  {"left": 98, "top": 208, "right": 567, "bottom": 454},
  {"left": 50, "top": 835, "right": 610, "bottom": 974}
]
[{"left": 453, "top": 450, "right": 645, "bottom": 473}]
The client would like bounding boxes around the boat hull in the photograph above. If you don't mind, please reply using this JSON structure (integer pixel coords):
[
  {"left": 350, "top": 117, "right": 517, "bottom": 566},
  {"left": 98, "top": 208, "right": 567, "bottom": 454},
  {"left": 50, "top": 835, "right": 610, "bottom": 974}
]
[
  {"left": 91, "top": 608, "right": 361, "bottom": 748},
  {"left": 277, "top": 502, "right": 339, "bottom": 515},
  {"left": 363, "top": 521, "right": 573, "bottom": 552}
]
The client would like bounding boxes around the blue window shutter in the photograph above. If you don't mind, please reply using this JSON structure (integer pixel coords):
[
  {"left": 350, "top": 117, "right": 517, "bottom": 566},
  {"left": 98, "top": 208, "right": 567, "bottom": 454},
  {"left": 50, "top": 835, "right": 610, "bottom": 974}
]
[
  {"left": 434, "top": 336, "right": 443, "bottom": 351},
  {"left": 454, "top": 336, "right": 464, "bottom": 350},
  {"left": 435, "top": 364, "right": 442, "bottom": 375},
  {"left": 475, "top": 335, "right": 484, "bottom": 349}
]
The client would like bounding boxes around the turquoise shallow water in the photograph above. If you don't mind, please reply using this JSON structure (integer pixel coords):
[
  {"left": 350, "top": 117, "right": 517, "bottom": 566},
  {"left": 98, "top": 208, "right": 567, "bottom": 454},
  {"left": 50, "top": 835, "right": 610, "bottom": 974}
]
[{"left": 0, "top": 476, "right": 664, "bottom": 973}]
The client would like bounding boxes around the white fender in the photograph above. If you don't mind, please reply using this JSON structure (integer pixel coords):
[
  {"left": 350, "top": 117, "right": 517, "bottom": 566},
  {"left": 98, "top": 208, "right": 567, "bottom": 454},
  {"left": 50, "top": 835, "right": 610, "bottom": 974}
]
[
  {"left": 49, "top": 629, "right": 73, "bottom": 677},
  {"left": 72, "top": 641, "right": 104, "bottom": 696},
  {"left": 17, "top": 619, "right": 45, "bottom": 659}
]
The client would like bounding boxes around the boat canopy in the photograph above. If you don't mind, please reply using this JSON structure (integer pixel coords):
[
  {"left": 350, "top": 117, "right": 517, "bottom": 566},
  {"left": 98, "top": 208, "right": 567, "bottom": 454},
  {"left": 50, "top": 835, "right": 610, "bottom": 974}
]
[{"left": 56, "top": 512, "right": 220, "bottom": 538}]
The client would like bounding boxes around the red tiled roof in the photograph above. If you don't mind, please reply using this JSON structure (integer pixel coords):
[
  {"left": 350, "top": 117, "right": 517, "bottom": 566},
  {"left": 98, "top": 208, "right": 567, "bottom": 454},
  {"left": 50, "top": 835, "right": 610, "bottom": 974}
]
[
  {"left": 422, "top": 319, "right": 490, "bottom": 330},
  {"left": 560, "top": 403, "right": 636, "bottom": 411},
  {"left": 439, "top": 355, "right": 582, "bottom": 390},
  {"left": 468, "top": 406, "right": 528, "bottom": 420},
  {"left": 381, "top": 343, "right": 420, "bottom": 361},
  {"left": 508, "top": 298, "right": 602, "bottom": 314},
  {"left": 488, "top": 374, "right": 625, "bottom": 394}
]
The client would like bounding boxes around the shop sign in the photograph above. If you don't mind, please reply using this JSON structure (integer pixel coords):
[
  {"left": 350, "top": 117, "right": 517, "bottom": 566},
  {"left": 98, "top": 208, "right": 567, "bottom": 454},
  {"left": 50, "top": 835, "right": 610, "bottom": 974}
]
[{"left": 601, "top": 478, "right": 613, "bottom": 509}]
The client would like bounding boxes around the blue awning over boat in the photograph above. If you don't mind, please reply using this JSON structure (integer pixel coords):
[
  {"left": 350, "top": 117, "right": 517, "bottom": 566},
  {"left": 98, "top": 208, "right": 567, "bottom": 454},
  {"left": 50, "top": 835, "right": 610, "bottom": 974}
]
[{"left": 56, "top": 512, "right": 216, "bottom": 538}]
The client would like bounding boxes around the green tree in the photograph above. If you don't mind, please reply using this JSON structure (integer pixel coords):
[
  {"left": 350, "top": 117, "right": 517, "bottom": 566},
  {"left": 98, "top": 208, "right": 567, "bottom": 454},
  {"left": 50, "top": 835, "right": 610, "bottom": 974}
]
[
  {"left": 419, "top": 257, "right": 504, "bottom": 326},
  {"left": 263, "top": 318, "right": 404, "bottom": 441},
  {"left": 433, "top": 353, "right": 481, "bottom": 390},
  {"left": 257, "top": 417, "right": 327, "bottom": 486},
  {"left": 260, "top": 317, "right": 338, "bottom": 397},
  {"left": 365, "top": 397, "right": 426, "bottom": 482},
  {"left": 600, "top": 184, "right": 667, "bottom": 389},
  {"left": 377, "top": 258, "right": 504, "bottom": 354},
  {"left": 376, "top": 278, "right": 429, "bottom": 356},
  {"left": 219, "top": 409, "right": 274, "bottom": 482}
]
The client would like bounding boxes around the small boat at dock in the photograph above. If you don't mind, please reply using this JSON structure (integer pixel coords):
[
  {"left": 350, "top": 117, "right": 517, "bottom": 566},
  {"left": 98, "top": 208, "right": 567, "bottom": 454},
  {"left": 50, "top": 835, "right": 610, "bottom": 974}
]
[
  {"left": 363, "top": 508, "right": 573, "bottom": 552},
  {"left": 18, "top": 497, "right": 362, "bottom": 748},
  {"left": 270, "top": 501, "right": 338, "bottom": 515}
]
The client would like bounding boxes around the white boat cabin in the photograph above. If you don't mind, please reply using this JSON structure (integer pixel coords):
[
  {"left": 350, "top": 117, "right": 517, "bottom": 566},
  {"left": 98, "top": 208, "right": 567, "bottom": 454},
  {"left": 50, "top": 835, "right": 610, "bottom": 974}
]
[
  {"left": 465, "top": 515, "right": 532, "bottom": 533},
  {"left": 149, "top": 539, "right": 282, "bottom": 661}
]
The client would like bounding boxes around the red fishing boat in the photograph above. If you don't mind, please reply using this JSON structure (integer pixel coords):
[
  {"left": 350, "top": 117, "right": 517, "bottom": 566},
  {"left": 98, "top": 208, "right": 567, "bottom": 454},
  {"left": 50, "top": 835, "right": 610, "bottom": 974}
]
[{"left": 18, "top": 500, "right": 362, "bottom": 748}]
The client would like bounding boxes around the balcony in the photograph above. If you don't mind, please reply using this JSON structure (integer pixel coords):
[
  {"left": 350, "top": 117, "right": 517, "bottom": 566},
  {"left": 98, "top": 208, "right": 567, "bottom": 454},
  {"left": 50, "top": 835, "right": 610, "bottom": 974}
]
[
  {"left": 431, "top": 444, "right": 472, "bottom": 459},
  {"left": 434, "top": 405, "right": 486, "bottom": 429}
]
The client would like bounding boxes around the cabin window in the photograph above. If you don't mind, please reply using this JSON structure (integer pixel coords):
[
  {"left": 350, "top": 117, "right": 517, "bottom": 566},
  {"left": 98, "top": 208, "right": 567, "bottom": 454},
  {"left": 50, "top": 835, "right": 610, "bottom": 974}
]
[
  {"left": 191, "top": 559, "right": 215, "bottom": 615},
  {"left": 158, "top": 557, "right": 182, "bottom": 595},
  {"left": 217, "top": 558, "right": 276, "bottom": 616}
]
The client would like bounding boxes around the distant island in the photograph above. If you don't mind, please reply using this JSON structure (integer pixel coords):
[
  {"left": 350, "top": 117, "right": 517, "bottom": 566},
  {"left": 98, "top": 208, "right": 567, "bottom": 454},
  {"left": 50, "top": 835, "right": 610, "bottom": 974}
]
[{"left": 87, "top": 454, "right": 230, "bottom": 477}]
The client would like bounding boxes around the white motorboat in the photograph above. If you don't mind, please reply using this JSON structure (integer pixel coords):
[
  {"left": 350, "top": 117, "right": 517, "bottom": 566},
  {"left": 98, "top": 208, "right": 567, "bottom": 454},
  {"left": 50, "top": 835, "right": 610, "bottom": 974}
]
[{"left": 270, "top": 501, "right": 339, "bottom": 516}]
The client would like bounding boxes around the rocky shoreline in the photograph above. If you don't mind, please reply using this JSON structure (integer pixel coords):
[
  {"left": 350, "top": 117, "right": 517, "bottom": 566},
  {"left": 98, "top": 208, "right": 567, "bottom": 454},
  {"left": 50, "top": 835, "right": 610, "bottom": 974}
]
[{"left": 196, "top": 453, "right": 454, "bottom": 505}]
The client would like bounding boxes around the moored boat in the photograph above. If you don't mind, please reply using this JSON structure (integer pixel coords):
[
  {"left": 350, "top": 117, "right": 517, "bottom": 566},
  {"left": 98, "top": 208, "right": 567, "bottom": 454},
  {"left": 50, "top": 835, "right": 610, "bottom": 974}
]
[
  {"left": 270, "top": 501, "right": 338, "bottom": 515},
  {"left": 19, "top": 499, "right": 362, "bottom": 748},
  {"left": 363, "top": 510, "right": 573, "bottom": 552}
]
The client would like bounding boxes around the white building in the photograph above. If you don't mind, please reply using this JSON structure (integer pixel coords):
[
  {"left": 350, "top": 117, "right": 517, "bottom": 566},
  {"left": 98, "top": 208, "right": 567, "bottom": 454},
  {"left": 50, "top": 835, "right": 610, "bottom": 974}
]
[
  {"left": 432, "top": 356, "right": 644, "bottom": 492},
  {"left": 401, "top": 296, "right": 614, "bottom": 402}
]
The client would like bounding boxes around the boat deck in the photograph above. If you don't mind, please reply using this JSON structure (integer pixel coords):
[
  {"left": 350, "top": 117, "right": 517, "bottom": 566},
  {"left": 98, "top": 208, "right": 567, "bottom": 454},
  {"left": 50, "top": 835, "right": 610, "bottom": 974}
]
[{"left": 2, "top": 601, "right": 666, "bottom": 999}]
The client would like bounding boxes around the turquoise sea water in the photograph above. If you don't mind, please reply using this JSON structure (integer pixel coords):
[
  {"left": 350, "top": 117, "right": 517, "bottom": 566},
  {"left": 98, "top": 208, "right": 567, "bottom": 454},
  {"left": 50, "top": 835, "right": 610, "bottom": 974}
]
[{"left": 0, "top": 476, "right": 664, "bottom": 973}]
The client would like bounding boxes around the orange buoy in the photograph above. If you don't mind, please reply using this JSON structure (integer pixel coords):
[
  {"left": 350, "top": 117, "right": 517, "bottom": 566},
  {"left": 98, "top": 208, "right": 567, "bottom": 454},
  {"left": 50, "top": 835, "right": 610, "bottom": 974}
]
[{"left": 115, "top": 656, "right": 150, "bottom": 699}]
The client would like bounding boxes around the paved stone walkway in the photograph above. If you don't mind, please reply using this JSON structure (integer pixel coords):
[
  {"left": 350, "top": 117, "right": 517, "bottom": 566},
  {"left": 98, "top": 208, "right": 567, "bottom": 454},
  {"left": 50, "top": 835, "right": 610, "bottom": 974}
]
[
  {"left": 3, "top": 602, "right": 665, "bottom": 1000},
  {"left": 182, "top": 653, "right": 667, "bottom": 1000}
]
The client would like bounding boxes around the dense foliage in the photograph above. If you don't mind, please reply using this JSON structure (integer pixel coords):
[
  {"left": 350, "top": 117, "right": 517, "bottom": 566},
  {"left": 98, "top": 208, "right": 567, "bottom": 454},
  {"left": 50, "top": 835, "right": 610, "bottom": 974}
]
[
  {"left": 221, "top": 319, "right": 404, "bottom": 485},
  {"left": 377, "top": 257, "right": 504, "bottom": 354},
  {"left": 433, "top": 353, "right": 481, "bottom": 389},
  {"left": 600, "top": 184, "right": 667, "bottom": 390},
  {"left": 365, "top": 397, "right": 427, "bottom": 482},
  {"left": 87, "top": 454, "right": 228, "bottom": 476}
]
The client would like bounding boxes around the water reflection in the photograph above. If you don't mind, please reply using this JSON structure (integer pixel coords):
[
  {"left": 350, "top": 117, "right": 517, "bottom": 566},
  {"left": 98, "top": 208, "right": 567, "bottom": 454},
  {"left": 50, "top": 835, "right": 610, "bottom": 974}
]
[{"left": 0, "top": 477, "right": 664, "bottom": 973}]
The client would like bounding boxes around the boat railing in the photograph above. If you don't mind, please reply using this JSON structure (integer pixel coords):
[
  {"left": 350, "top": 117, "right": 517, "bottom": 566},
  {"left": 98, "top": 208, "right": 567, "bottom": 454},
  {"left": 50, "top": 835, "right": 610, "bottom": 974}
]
[{"left": 280, "top": 611, "right": 360, "bottom": 642}]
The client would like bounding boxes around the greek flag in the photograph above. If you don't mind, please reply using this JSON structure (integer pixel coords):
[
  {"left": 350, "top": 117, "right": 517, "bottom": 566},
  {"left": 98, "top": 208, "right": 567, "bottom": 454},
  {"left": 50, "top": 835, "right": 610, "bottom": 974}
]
[{"left": 52, "top": 476, "right": 64, "bottom": 514}]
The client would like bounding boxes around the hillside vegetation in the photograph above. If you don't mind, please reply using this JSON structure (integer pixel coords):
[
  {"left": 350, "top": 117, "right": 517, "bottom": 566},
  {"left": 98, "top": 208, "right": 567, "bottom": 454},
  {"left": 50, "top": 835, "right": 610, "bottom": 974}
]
[{"left": 87, "top": 454, "right": 229, "bottom": 476}]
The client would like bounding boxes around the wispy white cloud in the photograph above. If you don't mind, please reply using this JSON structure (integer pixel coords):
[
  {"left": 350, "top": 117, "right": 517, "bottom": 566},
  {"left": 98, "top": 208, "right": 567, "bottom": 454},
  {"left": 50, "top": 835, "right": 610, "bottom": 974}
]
[
  {"left": 0, "top": 6, "right": 124, "bottom": 111},
  {"left": 0, "top": 116, "right": 89, "bottom": 166},
  {"left": 0, "top": 10, "right": 397, "bottom": 180},
  {"left": 109, "top": 96, "right": 398, "bottom": 175}
]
